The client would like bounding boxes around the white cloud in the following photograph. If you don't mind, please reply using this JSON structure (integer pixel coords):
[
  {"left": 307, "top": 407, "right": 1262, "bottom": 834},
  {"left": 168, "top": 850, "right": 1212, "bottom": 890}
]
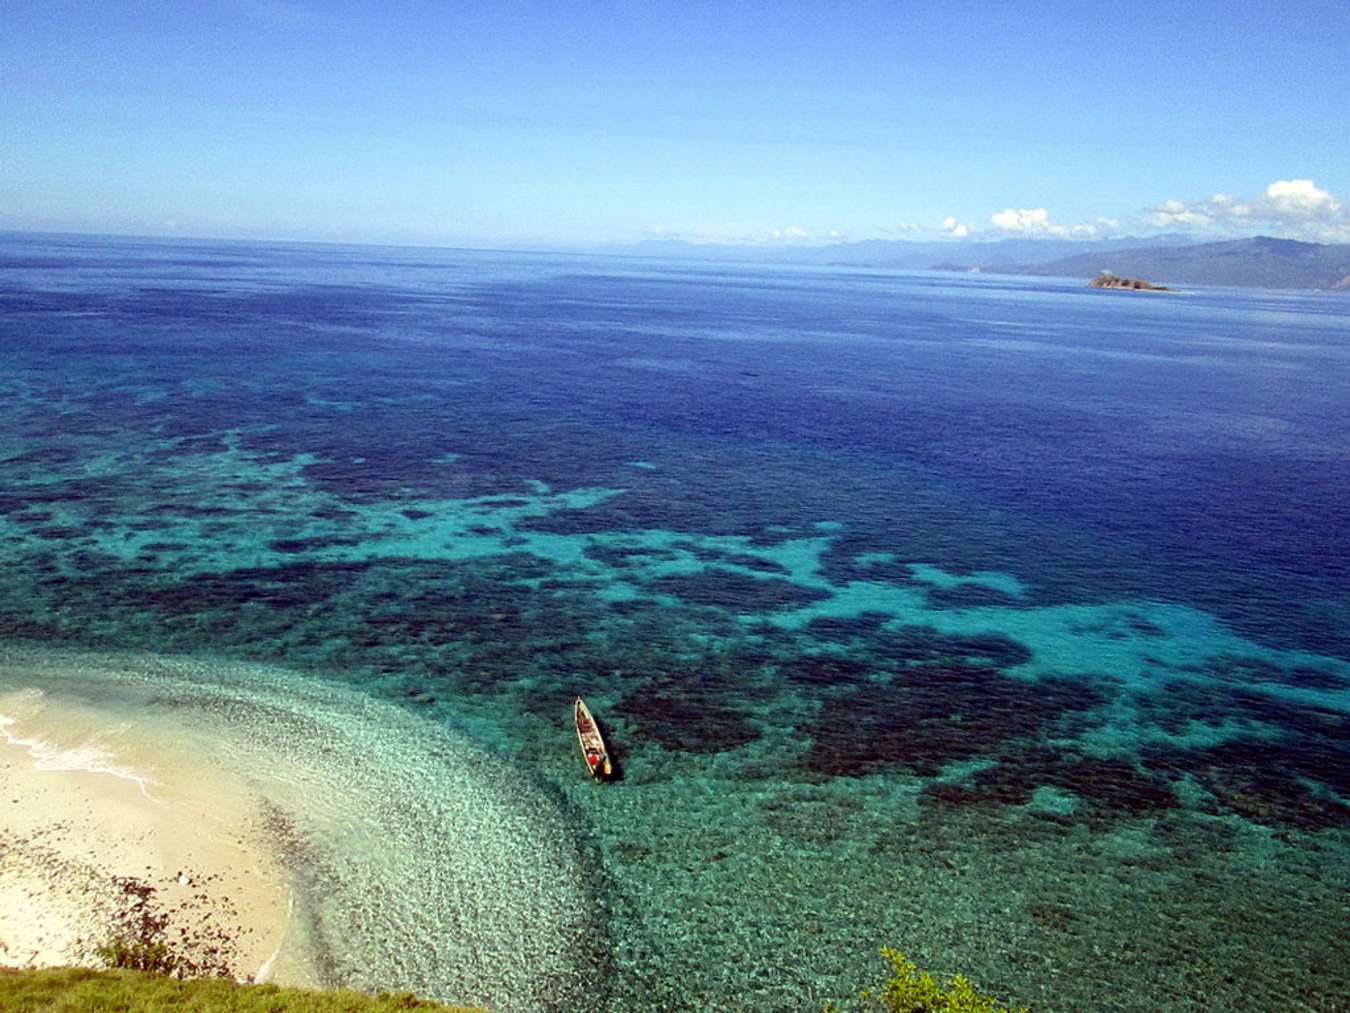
[
  {"left": 938, "top": 209, "right": 1113, "bottom": 240},
  {"left": 639, "top": 225, "right": 715, "bottom": 242},
  {"left": 1264, "top": 178, "right": 1339, "bottom": 211},
  {"left": 754, "top": 225, "right": 813, "bottom": 245},
  {"left": 987, "top": 208, "right": 1115, "bottom": 239},
  {"left": 1150, "top": 179, "right": 1350, "bottom": 241},
  {"left": 991, "top": 207, "right": 1052, "bottom": 232},
  {"left": 1149, "top": 199, "right": 1214, "bottom": 228}
]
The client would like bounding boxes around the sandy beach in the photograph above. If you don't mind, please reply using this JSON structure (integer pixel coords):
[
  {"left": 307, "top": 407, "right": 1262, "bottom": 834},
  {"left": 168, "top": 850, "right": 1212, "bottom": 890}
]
[
  {"left": 0, "top": 688, "right": 297, "bottom": 982},
  {"left": 0, "top": 647, "right": 607, "bottom": 1012}
]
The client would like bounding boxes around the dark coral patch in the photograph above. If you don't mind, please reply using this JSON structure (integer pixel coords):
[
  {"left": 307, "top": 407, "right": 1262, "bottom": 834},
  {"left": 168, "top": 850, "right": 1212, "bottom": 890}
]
[
  {"left": 1124, "top": 613, "right": 1167, "bottom": 637},
  {"left": 814, "top": 538, "right": 918, "bottom": 586},
  {"left": 1200, "top": 655, "right": 1350, "bottom": 692},
  {"left": 310, "top": 506, "right": 359, "bottom": 521},
  {"left": 584, "top": 543, "right": 682, "bottom": 569},
  {"left": 1135, "top": 674, "right": 1350, "bottom": 830},
  {"left": 615, "top": 679, "right": 762, "bottom": 754},
  {"left": 719, "top": 553, "right": 790, "bottom": 575},
  {"left": 1139, "top": 680, "right": 1350, "bottom": 790},
  {"left": 777, "top": 653, "right": 879, "bottom": 689},
  {"left": 0, "top": 617, "right": 70, "bottom": 642},
  {"left": 4, "top": 446, "right": 85, "bottom": 468},
  {"left": 518, "top": 506, "right": 624, "bottom": 537},
  {"left": 923, "top": 584, "right": 1023, "bottom": 609},
  {"left": 268, "top": 534, "right": 366, "bottom": 553},
  {"left": 403, "top": 684, "right": 437, "bottom": 705},
  {"left": 1143, "top": 736, "right": 1350, "bottom": 831},
  {"left": 1283, "top": 667, "right": 1349, "bottom": 691},
  {"left": 921, "top": 748, "right": 1179, "bottom": 822},
  {"left": 1027, "top": 903, "right": 1080, "bottom": 933},
  {"left": 646, "top": 567, "right": 830, "bottom": 612},
  {"left": 803, "top": 612, "right": 891, "bottom": 643},
  {"left": 584, "top": 545, "right": 637, "bottom": 569},
  {"left": 105, "top": 559, "right": 376, "bottom": 614},
  {"left": 870, "top": 625, "right": 1033, "bottom": 669},
  {"left": 803, "top": 666, "right": 1105, "bottom": 778},
  {"left": 1133, "top": 680, "right": 1224, "bottom": 737},
  {"left": 146, "top": 502, "right": 233, "bottom": 518},
  {"left": 0, "top": 479, "right": 115, "bottom": 513},
  {"left": 34, "top": 526, "right": 87, "bottom": 540},
  {"left": 670, "top": 541, "right": 791, "bottom": 575}
]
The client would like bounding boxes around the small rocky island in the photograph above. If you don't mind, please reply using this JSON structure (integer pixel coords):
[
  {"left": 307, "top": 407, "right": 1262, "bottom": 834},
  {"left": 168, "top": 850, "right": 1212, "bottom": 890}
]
[{"left": 1089, "top": 272, "right": 1171, "bottom": 291}]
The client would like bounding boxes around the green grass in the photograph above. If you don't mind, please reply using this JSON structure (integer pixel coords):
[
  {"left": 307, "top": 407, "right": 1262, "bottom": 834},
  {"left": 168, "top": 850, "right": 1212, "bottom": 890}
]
[
  {"left": 0, "top": 967, "right": 487, "bottom": 1012},
  {"left": 6, "top": 948, "right": 1027, "bottom": 1012}
]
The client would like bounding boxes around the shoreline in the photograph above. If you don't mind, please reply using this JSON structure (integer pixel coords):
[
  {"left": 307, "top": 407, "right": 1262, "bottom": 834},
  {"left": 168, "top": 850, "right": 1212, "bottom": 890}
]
[
  {"left": 0, "top": 646, "right": 604, "bottom": 1012},
  {"left": 0, "top": 688, "right": 302, "bottom": 983}
]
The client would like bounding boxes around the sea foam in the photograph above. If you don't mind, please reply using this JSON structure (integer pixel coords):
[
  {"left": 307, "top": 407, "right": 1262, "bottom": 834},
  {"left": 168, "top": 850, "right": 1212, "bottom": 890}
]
[{"left": 0, "top": 689, "right": 161, "bottom": 801}]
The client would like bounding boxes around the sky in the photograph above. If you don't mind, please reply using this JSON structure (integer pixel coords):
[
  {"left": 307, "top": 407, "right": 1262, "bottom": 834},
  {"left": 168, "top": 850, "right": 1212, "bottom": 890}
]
[{"left": 3, "top": 0, "right": 1350, "bottom": 248}]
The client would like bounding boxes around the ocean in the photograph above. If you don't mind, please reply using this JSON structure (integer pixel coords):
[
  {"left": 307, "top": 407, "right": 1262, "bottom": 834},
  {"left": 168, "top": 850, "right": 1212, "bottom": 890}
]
[{"left": 1, "top": 232, "right": 1347, "bottom": 1011}]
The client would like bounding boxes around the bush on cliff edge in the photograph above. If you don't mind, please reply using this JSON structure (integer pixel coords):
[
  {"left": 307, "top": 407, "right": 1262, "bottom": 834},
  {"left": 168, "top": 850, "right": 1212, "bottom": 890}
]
[{"left": 827, "top": 947, "right": 1028, "bottom": 1013}]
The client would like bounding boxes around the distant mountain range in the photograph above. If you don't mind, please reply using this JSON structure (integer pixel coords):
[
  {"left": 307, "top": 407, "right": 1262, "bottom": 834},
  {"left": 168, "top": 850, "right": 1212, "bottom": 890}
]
[
  {"left": 609, "top": 234, "right": 1198, "bottom": 271},
  {"left": 984, "top": 236, "right": 1350, "bottom": 290},
  {"left": 606, "top": 234, "right": 1350, "bottom": 290}
]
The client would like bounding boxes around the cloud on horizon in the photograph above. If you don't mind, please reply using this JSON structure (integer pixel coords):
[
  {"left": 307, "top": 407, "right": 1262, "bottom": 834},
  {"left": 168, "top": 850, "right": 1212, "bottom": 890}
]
[
  {"left": 1149, "top": 179, "right": 1349, "bottom": 242},
  {"left": 644, "top": 223, "right": 848, "bottom": 246},
  {"left": 987, "top": 207, "right": 1119, "bottom": 239},
  {"left": 648, "top": 179, "right": 1349, "bottom": 247}
]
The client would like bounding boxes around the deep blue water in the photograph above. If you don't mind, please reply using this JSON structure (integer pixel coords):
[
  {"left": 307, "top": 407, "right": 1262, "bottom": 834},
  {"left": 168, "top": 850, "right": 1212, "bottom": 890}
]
[{"left": 2, "top": 232, "right": 1348, "bottom": 1010}]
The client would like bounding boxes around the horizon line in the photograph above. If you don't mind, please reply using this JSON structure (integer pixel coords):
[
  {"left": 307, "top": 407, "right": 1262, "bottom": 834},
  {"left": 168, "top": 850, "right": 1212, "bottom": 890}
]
[{"left": 0, "top": 226, "right": 1325, "bottom": 257}]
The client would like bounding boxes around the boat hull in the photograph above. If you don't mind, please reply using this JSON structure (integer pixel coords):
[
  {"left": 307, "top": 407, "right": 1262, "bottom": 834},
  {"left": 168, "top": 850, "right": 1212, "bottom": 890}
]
[{"left": 574, "top": 696, "right": 613, "bottom": 780}]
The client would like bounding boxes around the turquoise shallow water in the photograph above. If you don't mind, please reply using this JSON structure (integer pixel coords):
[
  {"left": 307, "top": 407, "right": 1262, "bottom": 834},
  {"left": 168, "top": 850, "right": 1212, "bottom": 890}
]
[{"left": 1, "top": 233, "right": 1348, "bottom": 1010}]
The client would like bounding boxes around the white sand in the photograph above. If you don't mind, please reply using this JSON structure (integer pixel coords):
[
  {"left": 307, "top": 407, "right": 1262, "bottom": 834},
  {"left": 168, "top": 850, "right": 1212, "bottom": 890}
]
[
  {"left": 0, "top": 689, "right": 295, "bottom": 981},
  {"left": 0, "top": 648, "right": 602, "bottom": 1012}
]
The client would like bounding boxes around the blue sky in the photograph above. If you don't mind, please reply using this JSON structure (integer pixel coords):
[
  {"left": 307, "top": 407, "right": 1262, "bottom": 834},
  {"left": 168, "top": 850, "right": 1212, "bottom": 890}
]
[{"left": 4, "top": 0, "right": 1349, "bottom": 247}]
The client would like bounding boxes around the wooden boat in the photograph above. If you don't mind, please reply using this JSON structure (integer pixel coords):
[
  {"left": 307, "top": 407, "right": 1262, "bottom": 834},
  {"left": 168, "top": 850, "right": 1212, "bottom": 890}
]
[{"left": 574, "top": 696, "right": 613, "bottom": 780}]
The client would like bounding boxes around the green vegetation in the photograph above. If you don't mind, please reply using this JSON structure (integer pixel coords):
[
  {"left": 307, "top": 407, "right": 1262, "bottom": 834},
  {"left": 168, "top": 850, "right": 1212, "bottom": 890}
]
[
  {"left": 828, "top": 947, "right": 1028, "bottom": 1013},
  {"left": 0, "top": 967, "right": 485, "bottom": 1012},
  {"left": 4, "top": 942, "right": 1021, "bottom": 1013}
]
